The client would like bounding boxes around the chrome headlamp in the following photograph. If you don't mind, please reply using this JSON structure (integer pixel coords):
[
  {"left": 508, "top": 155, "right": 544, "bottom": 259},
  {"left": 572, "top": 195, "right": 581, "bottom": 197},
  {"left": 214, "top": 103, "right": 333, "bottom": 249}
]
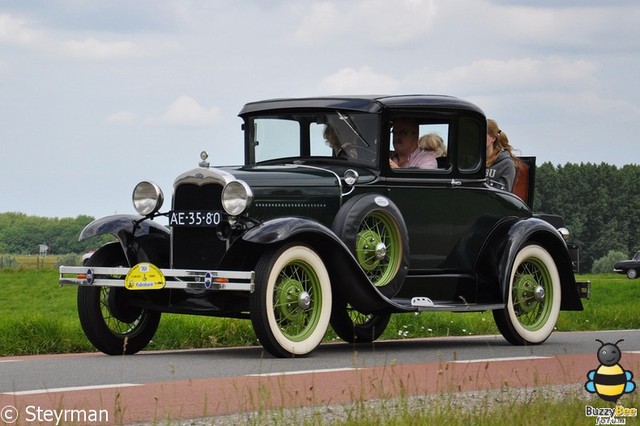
[
  {"left": 221, "top": 180, "right": 253, "bottom": 216},
  {"left": 132, "top": 181, "right": 164, "bottom": 216}
]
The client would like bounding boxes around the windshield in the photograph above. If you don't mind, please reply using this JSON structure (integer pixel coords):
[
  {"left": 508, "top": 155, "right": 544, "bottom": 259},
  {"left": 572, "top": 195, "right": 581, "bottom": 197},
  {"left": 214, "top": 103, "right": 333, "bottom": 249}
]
[{"left": 245, "top": 111, "right": 379, "bottom": 166}]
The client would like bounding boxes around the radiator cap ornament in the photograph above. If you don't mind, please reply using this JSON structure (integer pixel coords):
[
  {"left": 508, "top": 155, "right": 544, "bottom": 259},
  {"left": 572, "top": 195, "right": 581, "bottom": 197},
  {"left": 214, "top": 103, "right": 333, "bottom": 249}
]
[{"left": 199, "top": 151, "right": 209, "bottom": 167}]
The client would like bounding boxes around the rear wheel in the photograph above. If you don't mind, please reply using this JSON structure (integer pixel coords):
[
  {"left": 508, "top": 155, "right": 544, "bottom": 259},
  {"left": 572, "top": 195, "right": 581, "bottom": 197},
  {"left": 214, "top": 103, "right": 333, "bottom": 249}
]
[
  {"left": 330, "top": 302, "right": 390, "bottom": 343},
  {"left": 77, "top": 243, "right": 161, "bottom": 355},
  {"left": 493, "top": 244, "right": 561, "bottom": 345},
  {"left": 250, "top": 243, "right": 332, "bottom": 357},
  {"left": 627, "top": 269, "right": 637, "bottom": 279}
]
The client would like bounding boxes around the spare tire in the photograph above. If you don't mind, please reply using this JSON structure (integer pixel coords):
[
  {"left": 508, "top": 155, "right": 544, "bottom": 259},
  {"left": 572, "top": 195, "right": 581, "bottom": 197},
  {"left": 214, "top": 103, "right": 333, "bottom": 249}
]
[{"left": 332, "top": 194, "right": 409, "bottom": 297}]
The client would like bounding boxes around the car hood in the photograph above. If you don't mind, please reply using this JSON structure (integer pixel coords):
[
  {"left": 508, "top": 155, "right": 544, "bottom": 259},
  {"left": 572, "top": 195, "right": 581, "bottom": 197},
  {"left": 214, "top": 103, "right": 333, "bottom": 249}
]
[{"left": 217, "top": 163, "right": 377, "bottom": 188}]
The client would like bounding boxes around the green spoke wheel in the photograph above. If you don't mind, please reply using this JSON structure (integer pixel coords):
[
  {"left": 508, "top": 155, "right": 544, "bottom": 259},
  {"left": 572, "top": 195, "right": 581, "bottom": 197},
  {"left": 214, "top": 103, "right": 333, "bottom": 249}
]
[
  {"left": 77, "top": 243, "right": 161, "bottom": 355},
  {"left": 330, "top": 301, "right": 391, "bottom": 343},
  {"left": 332, "top": 194, "right": 409, "bottom": 298},
  {"left": 493, "top": 244, "right": 561, "bottom": 345},
  {"left": 356, "top": 211, "right": 402, "bottom": 287},
  {"left": 251, "top": 243, "right": 332, "bottom": 357}
]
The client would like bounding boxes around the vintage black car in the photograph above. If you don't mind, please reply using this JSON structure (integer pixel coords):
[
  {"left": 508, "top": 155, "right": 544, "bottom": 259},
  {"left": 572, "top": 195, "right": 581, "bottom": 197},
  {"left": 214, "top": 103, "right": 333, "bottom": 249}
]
[
  {"left": 59, "top": 95, "right": 590, "bottom": 358},
  {"left": 614, "top": 251, "right": 640, "bottom": 279}
]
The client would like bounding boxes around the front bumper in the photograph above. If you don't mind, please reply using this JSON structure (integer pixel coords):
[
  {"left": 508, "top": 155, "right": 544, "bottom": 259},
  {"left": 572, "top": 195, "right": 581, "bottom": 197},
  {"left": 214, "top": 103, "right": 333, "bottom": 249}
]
[{"left": 59, "top": 264, "right": 255, "bottom": 292}]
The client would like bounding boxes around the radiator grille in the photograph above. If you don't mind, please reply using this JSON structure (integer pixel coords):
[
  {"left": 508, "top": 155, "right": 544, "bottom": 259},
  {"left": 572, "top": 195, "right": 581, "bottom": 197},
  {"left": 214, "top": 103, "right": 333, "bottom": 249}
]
[{"left": 171, "top": 183, "right": 226, "bottom": 269}]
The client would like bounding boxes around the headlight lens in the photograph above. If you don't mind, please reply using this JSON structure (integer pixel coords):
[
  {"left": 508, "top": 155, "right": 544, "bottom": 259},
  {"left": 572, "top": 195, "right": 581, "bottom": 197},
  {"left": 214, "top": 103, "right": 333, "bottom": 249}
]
[
  {"left": 221, "top": 180, "right": 253, "bottom": 216},
  {"left": 132, "top": 181, "right": 164, "bottom": 216}
]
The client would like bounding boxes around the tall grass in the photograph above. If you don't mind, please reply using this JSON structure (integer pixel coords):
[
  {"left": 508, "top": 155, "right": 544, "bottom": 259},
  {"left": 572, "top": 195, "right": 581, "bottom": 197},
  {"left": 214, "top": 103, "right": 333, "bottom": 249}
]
[{"left": 0, "top": 271, "right": 637, "bottom": 356}]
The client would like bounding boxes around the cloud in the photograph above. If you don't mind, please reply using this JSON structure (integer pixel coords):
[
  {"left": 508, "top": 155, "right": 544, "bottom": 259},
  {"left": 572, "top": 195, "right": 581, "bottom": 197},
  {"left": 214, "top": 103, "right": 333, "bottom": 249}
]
[
  {"left": 0, "top": 13, "right": 41, "bottom": 45},
  {"left": 148, "top": 96, "right": 222, "bottom": 127},
  {"left": 405, "top": 57, "right": 598, "bottom": 95},
  {"left": 315, "top": 66, "right": 400, "bottom": 94},
  {"left": 292, "top": 0, "right": 438, "bottom": 47},
  {"left": 105, "top": 111, "right": 138, "bottom": 125},
  {"left": 0, "top": 13, "right": 142, "bottom": 60},
  {"left": 60, "top": 37, "right": 140, "bottom": 60}
]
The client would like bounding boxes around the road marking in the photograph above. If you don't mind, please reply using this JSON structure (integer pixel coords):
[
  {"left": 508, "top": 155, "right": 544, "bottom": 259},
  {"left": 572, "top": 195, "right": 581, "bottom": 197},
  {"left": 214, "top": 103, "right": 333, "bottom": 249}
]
[
  {"left": 3, "top": 383, "right": 142, "bottom": 396},
  {"left": 0, "top": 360, "right": 22, "bottom": 363},
  {"left": 247, "top": 367, "right": 357, "bottom": 377},
  {"left": 451, "top": 356, "right": 551, "bottom": 364}
]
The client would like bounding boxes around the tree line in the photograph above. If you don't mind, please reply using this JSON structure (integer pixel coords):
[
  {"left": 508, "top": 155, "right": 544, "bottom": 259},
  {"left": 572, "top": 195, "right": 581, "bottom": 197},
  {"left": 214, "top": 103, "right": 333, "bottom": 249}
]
[
  {"left": 0, "top": 213, "right": 108, "bottom": 255},
  {"left": 534, "top": 162, "right": 640, "bottom": 272},
  {"left": 1, "top": 161, "right": 638, "bottom": 272}
]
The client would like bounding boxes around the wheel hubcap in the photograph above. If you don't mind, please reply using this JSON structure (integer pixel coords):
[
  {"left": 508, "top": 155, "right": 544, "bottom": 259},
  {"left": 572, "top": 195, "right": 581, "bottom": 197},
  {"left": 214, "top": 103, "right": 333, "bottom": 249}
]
[
  {"left": 534, "top": 285, "right": 545, "bottom": 302},
  {"left": 298, "top": 291, "right": 311, "bottom": 310}
]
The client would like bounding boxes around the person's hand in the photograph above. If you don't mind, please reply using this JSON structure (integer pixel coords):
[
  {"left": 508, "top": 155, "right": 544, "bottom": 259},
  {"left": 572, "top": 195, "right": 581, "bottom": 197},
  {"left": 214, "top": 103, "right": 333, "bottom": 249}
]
[{"left": 389, "top": 158, "right": 399, "bottom": 169}]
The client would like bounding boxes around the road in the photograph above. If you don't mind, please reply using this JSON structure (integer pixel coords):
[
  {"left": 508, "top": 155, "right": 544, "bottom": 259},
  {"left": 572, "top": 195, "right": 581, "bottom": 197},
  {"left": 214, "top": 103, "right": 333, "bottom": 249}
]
[{"left": 1, "top": 330, "right": 639, "bottom": 424}]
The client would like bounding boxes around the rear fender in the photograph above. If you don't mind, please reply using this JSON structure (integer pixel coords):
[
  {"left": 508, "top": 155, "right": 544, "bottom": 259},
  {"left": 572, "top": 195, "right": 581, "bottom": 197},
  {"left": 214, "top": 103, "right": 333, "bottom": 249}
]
[
  {"left": 478, "top": 217, "right": 582, "bottom": 311},
  {"left": 80, "top": 214, "right": 170, "bottom": 267},
  {"left": 223, "top": 217, "right": 401, "bottom": 313}
]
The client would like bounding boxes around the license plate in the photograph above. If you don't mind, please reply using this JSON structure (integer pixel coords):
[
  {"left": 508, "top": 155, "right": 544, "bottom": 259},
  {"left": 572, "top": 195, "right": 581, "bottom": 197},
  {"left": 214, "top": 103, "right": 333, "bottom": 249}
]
[{"left": 169, "top": 210, "right": 225, "bottom": 227}]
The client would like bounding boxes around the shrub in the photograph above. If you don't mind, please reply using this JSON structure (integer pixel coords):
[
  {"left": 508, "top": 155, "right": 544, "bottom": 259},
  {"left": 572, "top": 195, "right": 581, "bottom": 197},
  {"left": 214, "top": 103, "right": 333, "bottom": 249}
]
[
  {"left": 591, "top": 250, "right": 628, "bottom": 274},
  {"left": 57, "top": 253, "right": 80, "bottom": 267}
]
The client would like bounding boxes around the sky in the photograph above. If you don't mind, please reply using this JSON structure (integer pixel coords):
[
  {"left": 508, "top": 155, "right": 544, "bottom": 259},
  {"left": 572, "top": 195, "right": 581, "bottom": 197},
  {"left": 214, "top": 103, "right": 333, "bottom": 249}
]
[{"left": 1, "top": 0, "right": 639, "bottom": 220}]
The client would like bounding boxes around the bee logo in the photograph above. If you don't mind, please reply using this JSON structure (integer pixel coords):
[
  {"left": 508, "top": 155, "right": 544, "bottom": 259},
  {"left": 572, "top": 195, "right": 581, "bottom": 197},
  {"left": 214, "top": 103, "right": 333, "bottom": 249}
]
[{"left": 585, "top": 339, "right": 636, "bottom": 403}]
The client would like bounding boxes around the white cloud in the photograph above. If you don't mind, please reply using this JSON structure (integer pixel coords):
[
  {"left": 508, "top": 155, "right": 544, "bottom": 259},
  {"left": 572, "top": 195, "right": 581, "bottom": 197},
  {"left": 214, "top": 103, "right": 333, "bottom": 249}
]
[
  {"left": 0, "top": 13, "right": 142, "bottom": 61},
  {"left": 0, "top": 13, "right": 41, "bottom": 46},
  {"left": 405, "top": 57, "right": 598, "bottom": 95},
  {"left": 315, "top": 66, "right": 400, "bottom": 94},
  {"left": 60, "top": 37, "right": 140, "bottom": 60},
  {"left": 105, "top": 111, "right": 138, "bottom": 125},
  {"left": 292, "top": 0, "right": 438, "bottom": 47},
  {"left": 149, "top": 96, "right": 222, "bottom": 127}
]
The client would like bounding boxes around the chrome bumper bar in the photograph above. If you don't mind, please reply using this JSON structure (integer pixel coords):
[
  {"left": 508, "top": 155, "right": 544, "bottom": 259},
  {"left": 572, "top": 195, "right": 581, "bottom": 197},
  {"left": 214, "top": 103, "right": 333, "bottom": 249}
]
[{"left": 59, "top": 265, "right": 255, "bottom": 292}]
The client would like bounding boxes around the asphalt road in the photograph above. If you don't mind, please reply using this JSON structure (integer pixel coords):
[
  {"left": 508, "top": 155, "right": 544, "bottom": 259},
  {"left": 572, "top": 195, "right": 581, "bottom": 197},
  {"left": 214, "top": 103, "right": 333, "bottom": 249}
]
[{"left": 1, "top": 330, "right": 639, "bottom": 424}]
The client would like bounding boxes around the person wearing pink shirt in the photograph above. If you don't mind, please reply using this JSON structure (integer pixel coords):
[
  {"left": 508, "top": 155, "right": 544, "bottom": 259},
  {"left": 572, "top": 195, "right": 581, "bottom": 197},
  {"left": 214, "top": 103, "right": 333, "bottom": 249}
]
[{"left": 389, "top": 118, "right": 437, "bottom": 169}]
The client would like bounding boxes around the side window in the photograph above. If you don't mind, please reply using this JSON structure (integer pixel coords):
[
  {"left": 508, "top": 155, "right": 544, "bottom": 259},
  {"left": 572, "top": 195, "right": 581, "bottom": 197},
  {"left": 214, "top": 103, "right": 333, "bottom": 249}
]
[
  {"left": 310, "top": 122, "right": 331, "bottom": 156},
  {"left": 253, "top": 118, "right": 300, "bottom": 162},
  {"left": 458, "top": 118, "right": 482, "bottom": 172},
  {"left": 389, "top": 117, "right": 449, "bottom": 171},
  {"left": 418, "top": 124, "right": 449, "bottom": 169}
]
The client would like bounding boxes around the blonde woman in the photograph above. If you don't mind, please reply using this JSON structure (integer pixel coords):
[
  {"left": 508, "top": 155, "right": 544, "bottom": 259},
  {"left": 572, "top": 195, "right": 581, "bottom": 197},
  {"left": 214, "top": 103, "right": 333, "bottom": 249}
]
[
  {"left": 418, "top": 133, "right": 447, "bottom": 157},
  {"left": 486, "top": 119, "right": 518, "bottom": 191}
]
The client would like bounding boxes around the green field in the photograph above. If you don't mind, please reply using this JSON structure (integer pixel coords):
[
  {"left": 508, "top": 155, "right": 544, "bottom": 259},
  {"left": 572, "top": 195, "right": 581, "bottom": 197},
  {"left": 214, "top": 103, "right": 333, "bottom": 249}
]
[{"left": 1, "top": 268, "right": 637, "bottom": 357}]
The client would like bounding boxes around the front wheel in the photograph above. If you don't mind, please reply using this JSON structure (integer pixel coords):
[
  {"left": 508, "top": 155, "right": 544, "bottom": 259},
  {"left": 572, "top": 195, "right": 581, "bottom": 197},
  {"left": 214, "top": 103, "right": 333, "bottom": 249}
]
[
  {"left": 250, "top": 243, "right": 332, "bottom": 358},
  {"left": 627, "top": 269, "right": 638, "bottom": 279},
  {"left": 493, "top": 244, "right": 561, "bottom": 345},
  {"left": 77, "top": 243, "right": 161, "bottom": 355}
]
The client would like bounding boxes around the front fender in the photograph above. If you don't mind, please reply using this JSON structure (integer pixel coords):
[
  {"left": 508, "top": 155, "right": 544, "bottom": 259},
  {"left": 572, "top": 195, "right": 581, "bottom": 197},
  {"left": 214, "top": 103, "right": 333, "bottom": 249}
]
[
  {"left": 80, "top": 214, "right": 170, "bottom": 266},
  {"left": 80, "top": 214, "right": 169, "bottom": 241},
  {"left": 226, "top": 217, "right": 407, "bottom": 314},
  {"left": 482, "top": 217, "right": 581, "bottom": 311}
]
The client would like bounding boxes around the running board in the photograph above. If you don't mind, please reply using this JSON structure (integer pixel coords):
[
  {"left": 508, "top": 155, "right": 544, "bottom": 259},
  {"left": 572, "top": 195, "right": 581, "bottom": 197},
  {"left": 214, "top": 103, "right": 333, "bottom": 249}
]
[{"left": 391, "top": 297, "right": 504, "bottom": 312}]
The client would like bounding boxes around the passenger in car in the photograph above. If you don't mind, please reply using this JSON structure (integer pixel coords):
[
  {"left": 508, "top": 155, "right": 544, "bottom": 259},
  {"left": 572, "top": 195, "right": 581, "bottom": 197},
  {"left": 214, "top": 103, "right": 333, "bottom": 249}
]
[
  {"left": 324, "top": 123, "right": 356, "bottom": 159},
  {"left": 389, "top": 118, "right": 437, "bottom": 169},
  {"left": 486, "top": 118, "right": 518, "bottom": 191},
  {"left": 418, "top": 132, "right": 447, "bottom": 168},
  {"left": 418, "top": 132, "right": 447, "bottom": 157}
]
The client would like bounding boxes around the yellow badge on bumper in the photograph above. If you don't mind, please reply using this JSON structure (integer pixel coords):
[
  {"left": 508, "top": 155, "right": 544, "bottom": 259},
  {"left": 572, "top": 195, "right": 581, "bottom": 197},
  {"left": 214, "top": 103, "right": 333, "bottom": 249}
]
[{"left": 125, "top": 263, "right": 166, "bottom": 290}]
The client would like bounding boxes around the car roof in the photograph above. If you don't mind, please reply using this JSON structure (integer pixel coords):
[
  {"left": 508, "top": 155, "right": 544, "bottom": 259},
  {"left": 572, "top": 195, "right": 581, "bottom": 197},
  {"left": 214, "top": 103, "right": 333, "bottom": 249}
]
[{"left": 238, "top": 94, "right": 485, "bottom": 116}]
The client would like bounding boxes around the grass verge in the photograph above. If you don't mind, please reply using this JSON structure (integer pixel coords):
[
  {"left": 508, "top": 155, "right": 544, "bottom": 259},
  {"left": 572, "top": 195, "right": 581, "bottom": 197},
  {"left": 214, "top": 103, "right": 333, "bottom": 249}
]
[{"left": 0, "top": 271, "right": 637, "bottom": 356}]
